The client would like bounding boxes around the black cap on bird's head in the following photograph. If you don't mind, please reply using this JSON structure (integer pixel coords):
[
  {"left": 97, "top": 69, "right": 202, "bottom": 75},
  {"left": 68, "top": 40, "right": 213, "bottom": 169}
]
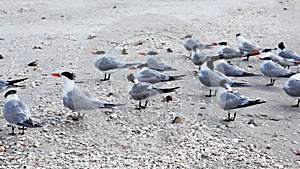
[
  {"left": 127, "top": 73, "right": 135, "bottom": 83},
  {"left": 218, "top": 42, "right": 227, "bottom": 46},
  {"left": 236, "top": 33, "right": 241, "bottom": 37},
  {"left": 278, "top": 42, "right": 285, "bottom": 50},
  {"left": 4, "top": 90, "right": 17, "bottom": 98},
  {"left": 51, "top": 71, "right": 76, "bottom": 80}
]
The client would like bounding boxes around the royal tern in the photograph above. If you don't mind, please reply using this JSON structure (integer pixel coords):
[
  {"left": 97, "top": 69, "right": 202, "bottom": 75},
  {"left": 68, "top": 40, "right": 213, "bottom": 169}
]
[
  {"left": 259, "top": 56, "right": 296, "bottom": 86},
  {"left": 276, "top": 42, "right": 300, "bottom": 60},
  {"left": 3, "top": 90, "right": 42, "bottom": 135},
  {"left": 0, "top": 77, "right": 28, "bottom": 92},
  {"left": 198, "top": 56, "right": 250, "bottom": 97},
  {"left": 127, "top": 68, "right": 185, "bottom": 84},
  {"left": 217, "top": 41, "right": 260, "bottom": 60},
  {"left": 217, "top": 80, "right": 266, "bottom": 121},
  {"left": 214, "top": 59, "right": 261, "bottom": 77},
  {"left": 236, "top": 33, "right": 275, "bottom": 61},
  {"left": 283, "top": 74, "right": 300, "bottom": 107},
  {"left": 94, "top": 56, "right": 139, "bottom": 81},
  {"left": 181, "top": 35, "right": 217, "bottom": 52},
  {"left": 261, "top": 52, "right": 300, "bottom": 69},
  {"left": 190, "top": 48, "right": 209, "bottom": 67},
  {"left": 129, "top": 81, "right": 179, "bottom": 109},
  {"left": 52, "top": 71, "right": 123, "bottom": 119},
  {"left": 137, "top": 52, "right": 175, "bottom": 71}
]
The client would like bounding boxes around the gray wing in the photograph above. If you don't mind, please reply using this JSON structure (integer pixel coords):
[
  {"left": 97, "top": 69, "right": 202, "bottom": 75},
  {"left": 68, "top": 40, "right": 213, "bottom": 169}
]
[
  {"left": 129, "top": 82, "right": 160, "bottom": 100},
  {"left": 283, "top": 76, "right": 300, "bottom": 97},
  {"left": 0, "top": 79, "right": 9, "bottom": 91},
  {"left": 147, "top": 57, "right": 170, "bottom": 71},
  {"left": 216, "top": 62, "right": 245, "bottom": 76},
  {"left": 94, "top": 56, "right": 124, "bottom": 71},
  {"left": 239, "top": 42, "right": 261, "bottom": 52},
  {"left": 260, "top": 62, "right": 291, "bottom": 77},
  {"left": 218, "top": 91, "right": 248, "bottom": 110},
  {"left": 137, "top": 69, "right": 169, "bottom": 83},
  {"left": 63, "top": 86, "right": 103, "bottom": 111},
  {"left": 199, "top": 69, "right": 224, "bottom": 87},
  {"left": 278, "top": 51, "right": 300, "bottom": 60},
  {"left": 3, "top": 99, "right": 30, "bottom": 125}
]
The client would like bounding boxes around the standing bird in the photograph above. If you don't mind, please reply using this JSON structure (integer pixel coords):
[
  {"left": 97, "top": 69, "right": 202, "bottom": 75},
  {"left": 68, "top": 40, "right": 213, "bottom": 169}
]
[
  {"left": 259, "top": 56, "right": 296, "bottom": 86},
  {"left": 0, "top": 77, "right": 28, "bottom": 92},
  {"left": 52, "top": 71, "right": 123, "bottom": 120},
  {"left": 129, "top": 80, "right": 179, "bottom": 109},
  {"left": 127, "top": 68, "right": 185, "bottom": 84},
  {"left": 137, "top": 52, "right": 176, "bottom": 71},
  {"left": 217, "top": 41, "right": 260, "bottom": 60},
  {"left": 94, "top": 56, "right": 139, "bottom": 81},
  {"left": 3, "top": 90, "right": 42, "bottom": 135},
  {"left": 261, "top": 52, "right": 300, "bottom": 69},
  {"left": 217, "top": 80, "right": 266, "bottom": 121},
  {"left": 236, "top": 34, "right": 274, "bottom": 61},
  {"left": 283, "top": 74, "right": 300, "bottom": 107},
  {"left": 276, "top": 42, "right": 300, "bottom": 60},
  {"left": 198, "top": 56, "right": 250, "bottom": 97}
]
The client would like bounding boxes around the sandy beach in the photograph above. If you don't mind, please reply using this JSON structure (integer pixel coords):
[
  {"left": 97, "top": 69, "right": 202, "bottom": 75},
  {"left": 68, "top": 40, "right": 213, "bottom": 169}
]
[{"left": 0, "top": 0, "right": 300, "bottom": 168}]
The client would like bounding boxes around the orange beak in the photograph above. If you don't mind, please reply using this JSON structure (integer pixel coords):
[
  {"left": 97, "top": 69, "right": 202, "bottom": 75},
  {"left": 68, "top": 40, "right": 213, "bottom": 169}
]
[
  {"left": 211, "top": 42, "right": 217, "bottom": 45},
  {"left": 128, "top": 67, "right": 137, "bottom": 70},
  {"left": 138, "top": 52, "right": 146, "bottom": 56},
  {"left": 258, "top": 57, "right": 263, "bottom": 61},
  {"left": 51, "top": 73, "right": 61, "bottom": 77},
  {"left": 296, "top": 60, "right": 300, "bottom": 64},
  {"left": 251, "top": 51, "right": 260, "bottom": 55},
  {"left": 90, "top": 51, "right": 97, "bottom": 55},
  {"left": 179, "top": 37, "right": 185, "bottom": 40}
]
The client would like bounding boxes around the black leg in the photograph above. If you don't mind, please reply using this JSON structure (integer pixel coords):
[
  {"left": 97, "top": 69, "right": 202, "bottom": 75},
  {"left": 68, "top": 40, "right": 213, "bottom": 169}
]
[
  {"left": 20, "top": 126, "right": 25, "bottom": 135},
  {"left": 266, "top": 79, "right": 275, "bottom": 86},
  {"left": 243, "top": 56, "right": 249, "bottom": 61},
  {"left": 101, "top": 73, "right": 111, "bottom": 81},
  {"left": 71, "top": 112, "right": 85, "bottom": 121},
  {"left": 205, "top": 89, "right": 212, "bottom": 97},
  {"left": 9, "top": 126, "right": 16, "bottom": 135},
  {"left": 136, "top": 100, "right": 148, "bottom": 110},
  {"left": 292, "top": 99, "right": 300, "bottom": 107},
  {"left": 223, "top": 112, "right": 236, "bottom": 122}
]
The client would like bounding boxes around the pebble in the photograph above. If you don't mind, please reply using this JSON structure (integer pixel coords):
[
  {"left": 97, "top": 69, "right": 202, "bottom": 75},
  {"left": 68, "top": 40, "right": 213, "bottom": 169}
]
[
  {"left": 0, "top": 146, "right": 5, "bottom": 152},
  {"left": 172, "top": 116, "right": 182, "bottom": 124}
]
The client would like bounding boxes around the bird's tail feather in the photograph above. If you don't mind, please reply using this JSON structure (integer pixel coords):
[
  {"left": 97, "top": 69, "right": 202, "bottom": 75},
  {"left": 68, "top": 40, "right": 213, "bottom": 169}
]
[
  {"left": 159, "top": 87, "right": 180, "bottom": 93},
  {"left": 168, "top": 75, "right": 185, "bottom": 81},
  {"left": 7, "top": 78, "right": 28, "bottom": 87},
  {"left": 231, "top": 82, "right": 251, "bottom": 87},
  {"left": 102, "top": 103, "right": 125, "bottom": 108},
  {"left": 18, "top": 119, "right": 42, "bottom": 128},
  {"left": 236, "top": 99, "right": 266, "bottom": 109}
]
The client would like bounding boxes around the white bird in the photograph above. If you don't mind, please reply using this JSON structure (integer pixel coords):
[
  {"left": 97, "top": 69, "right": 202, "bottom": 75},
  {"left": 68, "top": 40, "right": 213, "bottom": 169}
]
[
  {"left": 276, "top": 42, "right": 300, "bottom": 61},
  {"left": 214, "top": 59, "right": 261, "bottom": 77},
  {"left": 3, "top": 90, "right": 42, "bottom": 135},
  {"left": 181, "top": 35, "right": 217, "bottom": 52},
  {"left": 52, "top": 71, "right": 123, "bottom": 119},
  {"left": 283, "top": 74, "right": 300, "bottom": 107},
  {"left": 0, "top": 77, "right": 28, "bottom": 92},
  {"left": 94, "top": 56, "right": 139, "bottom": 81},
  {"left": 259, "top": 56, "right": 296, "bottom": 86},
  {"left": 236, "top": 33, "right": 274, "bottom": 61},
  {"left": 217, "top": 80, "right": 266, "bottom": 121},
  {"left": 217, "top": 41, "right": 260, "bottom": 60},
  {"left": 198, "top": 56, "right": 250, "bottom": 97},
  {"left": 190, "top": 48, "right": 209, "bottom": 67},
  {"left": 137, "top": 52, "right": 175, "bottom": 71},
  {"left": 129, "top": 81, "right": 179, "bottom": 109},
  {"left": 261, "top": 52, "right": 300, "bottom": 69},
  {"left": 127, "top": 68, "right": 185, "bottom": 84}
]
